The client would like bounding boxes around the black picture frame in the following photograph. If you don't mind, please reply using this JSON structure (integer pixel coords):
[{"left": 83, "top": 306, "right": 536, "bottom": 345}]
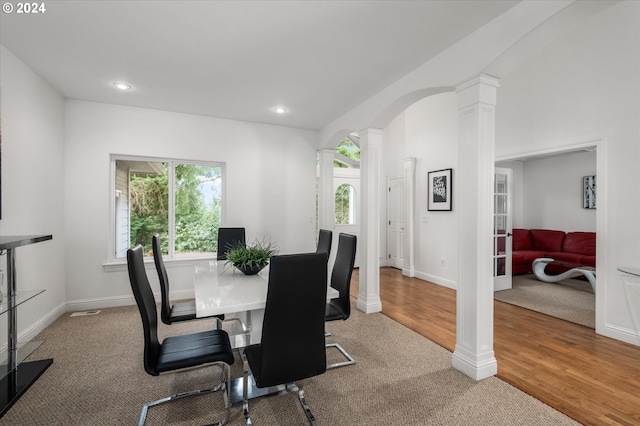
[
  {"left": 583, "top": 175, "right": 596, "bottom": 209},
  {"left": 428, "top": 168, "right": 452, "bottom": 211}
]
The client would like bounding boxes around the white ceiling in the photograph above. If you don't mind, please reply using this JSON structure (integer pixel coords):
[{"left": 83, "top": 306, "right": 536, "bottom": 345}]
[{"left": 0, "top": 0, "right": 520, "bottom": 130}]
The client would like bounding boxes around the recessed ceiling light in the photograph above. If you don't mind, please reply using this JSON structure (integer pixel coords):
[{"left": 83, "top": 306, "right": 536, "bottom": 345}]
[
  {"left": 113, "top": 82, "right": 132, "bottom": 90},
  {"left": 272, "top": 106, "right": 288, "bottom": 114}
]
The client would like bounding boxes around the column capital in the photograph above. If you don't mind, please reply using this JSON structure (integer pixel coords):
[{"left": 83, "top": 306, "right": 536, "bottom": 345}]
[
  {"left": 358, "top": 127, "right": 384, "bottom": 138},
  {"left": 317, "top": 149, "right": 334, "bottom": 164},
  {"left": 403, "top": 157, "right": 417, "bottom": 168},
  {"left": 455, "top": 73, "right": 501, "bottom": 109}
]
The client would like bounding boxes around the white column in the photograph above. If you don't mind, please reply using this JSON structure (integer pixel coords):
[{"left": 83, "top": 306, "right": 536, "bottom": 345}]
[
  {"left": 452, "top": 74, "right": 500, "bottom": 381},
  {"left": 357, "top": 128, "right": 383, "bottom": 314},
  {"left": 403, "top": 157, "right": 416, "bottom": 277},
  {"left": 317, "top": 149, "right": 335, "bottom": 232}
]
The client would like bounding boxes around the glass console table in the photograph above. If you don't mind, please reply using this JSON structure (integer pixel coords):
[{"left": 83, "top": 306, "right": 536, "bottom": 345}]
[{"left": 0, "top": 235, "right": 53, "bottom": 417}]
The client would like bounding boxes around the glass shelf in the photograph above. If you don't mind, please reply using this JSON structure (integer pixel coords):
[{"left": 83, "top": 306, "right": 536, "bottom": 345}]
[
  {"left": 0, "top": 290, "right": 46, "bottom": 315},
  {"left": 0, "top": 340, "right": 45, "bottom": 379}
]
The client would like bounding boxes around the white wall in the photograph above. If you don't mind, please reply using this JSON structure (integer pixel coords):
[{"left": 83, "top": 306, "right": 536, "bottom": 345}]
[
  {"left": 495, "top": 1, "right": 640, "bottom": 343},
  {"left": 384, "top": 92, "right": 458, "bottom": 288},
  {"left": 64, "top": 100, "right": 319, "bottom": 308},
  {"left": 522, "top": 152, "right": 596, "bottom": 231},
  {"left": 496, "top": 151, "right": 597, "bottom": 232},
  {"left": 0, "top": 46, "right": 67, "bottom": 341}
]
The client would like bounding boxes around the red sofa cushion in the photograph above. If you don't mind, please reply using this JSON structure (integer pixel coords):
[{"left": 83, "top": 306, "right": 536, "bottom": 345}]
[
  {"left": 530, "top": 229, "right": 565, "bottom": 252},
  {"left": 512, "top": 250, "right": 544, "bottom": 264},
  {"left": 546, "top": 252, "right": 583, "bottom": 265},
  {"left": 512, "top": 229, "right": 532, "bottom": 251},
  {"left": 562, "top": 232, "right": 596, "bottom": 257}
]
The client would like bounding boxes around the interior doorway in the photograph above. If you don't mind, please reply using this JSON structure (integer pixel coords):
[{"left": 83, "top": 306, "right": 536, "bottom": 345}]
[
  {"left": 494, "top": 141, "right": 601, "bottom": 329},
  {"left": 493, "top": 168, "right": 513, "bottom": 291},
  {"left": 334, "top": 167, "right": 360, "bottom": 268},
  {"left": 387, "top": 176, "right": 405, "bottom": 269}
]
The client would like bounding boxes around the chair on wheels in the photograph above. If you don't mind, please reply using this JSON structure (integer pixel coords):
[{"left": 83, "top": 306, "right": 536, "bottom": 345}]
[
  {"left": 127, "top": 244, "right": 235, "bottom": 426},
  {"left": 242, "top": 252, "right": 328, "bottom": 426},
  {"left": 217, "top": 227, "right": 246, "bottom": 260},
  {"left": 325, "top": 233, "right": 357, "bottom": 369},
  {"left": 316, "top": 229, "right": 332, "bottom": 255}
]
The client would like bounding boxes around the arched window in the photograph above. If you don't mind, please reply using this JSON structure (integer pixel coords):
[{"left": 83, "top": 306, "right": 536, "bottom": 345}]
[
  {"left": 334, "top": 138, "right": 360, "bottom": 168},
  {"left": 335, "top": 184, "right": 356, "bottom": 224}
]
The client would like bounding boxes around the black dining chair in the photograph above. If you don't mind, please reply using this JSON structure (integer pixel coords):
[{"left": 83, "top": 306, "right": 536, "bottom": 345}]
[
  {"left": 152, "top": 235, "right": 225, "bottom": 325},
  {"left": 152, "top": 234, "right": 249, "bottom": 344},
  {"left": 127, "top": 244, "right": 235, "bottom": 426},
  {"left": 217, "top": 227, "right": 246, "bottom": 260},
  {"left": 316, "top": 229, "right": 332, "bottom": 255},
  {"left": 242, "top": 252, "right": 328, "bottom": 425},
  {"left": 325, "top": 233, "right": 357, "bottom": 369}
]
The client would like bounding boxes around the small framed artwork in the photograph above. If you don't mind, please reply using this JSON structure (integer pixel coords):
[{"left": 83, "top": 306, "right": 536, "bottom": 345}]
[
  {"left": 583, "top": 175, "right": 596, "bottom": 209},
  {"left": 428, "top": 168, "right": 452, "bottom": 211}
]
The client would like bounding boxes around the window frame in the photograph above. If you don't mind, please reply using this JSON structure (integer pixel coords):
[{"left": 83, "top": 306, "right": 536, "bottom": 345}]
[
  {"left": 335, "top": 183, "right": 357, "bottom": 225},
  {"left": 108, "top": 154, "right": 226, "bottom": 263}
]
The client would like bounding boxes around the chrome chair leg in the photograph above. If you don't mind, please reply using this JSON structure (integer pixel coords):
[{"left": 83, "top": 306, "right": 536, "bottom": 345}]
[
  {"left": 242, "top": 351, "right": 319, "bottom": 425},
  {"left": 138, "top": 361, "right": 231, "bottom": 426},
  {"left": 242, "top": 351, "right": 253, "bottom": 426},
  {"left": 293, "top": 384, "right": 318, "bottom": 426},
  {"left": 326, "top": 342, "right": 356, "bottom": 369}
]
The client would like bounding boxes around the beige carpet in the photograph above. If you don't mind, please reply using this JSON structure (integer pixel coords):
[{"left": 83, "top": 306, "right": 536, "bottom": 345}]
[
  {"left": 1, "top": 302, "right": 579, "bottom": 425},
  {"left": 494, "top": 274, "right": 595, "bottom": 328}
]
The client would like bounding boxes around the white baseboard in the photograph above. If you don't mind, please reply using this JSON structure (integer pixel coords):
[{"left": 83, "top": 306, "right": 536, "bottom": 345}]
[
  {"left": 599, "top": 322, "right": 640, "bottom": 347},
  {"left": 65, "top": 290, "right": 195, "bottom": 313},
  {"left": 415, "top": 271, "right": 457, "bottom": 290},
  {"left": 0, "top": 302, "right": 66, "bottom": 357}
]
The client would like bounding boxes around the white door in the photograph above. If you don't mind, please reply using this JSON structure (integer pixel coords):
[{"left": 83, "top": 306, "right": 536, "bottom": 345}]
[
  {"left": 387, "top": 177, "right": 404, "bottom": 269},
  {"left": 334, "top": 168, "right": 360, "bottom": 267},
  {"left": 493, "top": 168, "right": 513, "bottom": 291}
]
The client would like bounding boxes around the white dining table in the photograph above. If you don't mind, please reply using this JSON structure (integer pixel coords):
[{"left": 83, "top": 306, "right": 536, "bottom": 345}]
[
  {"left": 193, "top": 259, "right": 339, "bottom": 346},
  {"left": 193, "top": 259, "right": 339, "bottom": 404}
]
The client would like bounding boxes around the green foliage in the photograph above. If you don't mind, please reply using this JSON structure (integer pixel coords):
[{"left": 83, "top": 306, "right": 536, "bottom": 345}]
[
  {"left": 129, "top": 162, "right": 222, "bottom": 254},
  {"left": 225, "top": 239, "right": 279, "bottom": 269},
  {"left": 130, "top": 167, "right": 169, "bottom": 251},
  {"left": 337, "top": 138, "right": 360, "bottom": 161},
  {"left": 335, "top": 184, "right": 352, "bottom": 224}
]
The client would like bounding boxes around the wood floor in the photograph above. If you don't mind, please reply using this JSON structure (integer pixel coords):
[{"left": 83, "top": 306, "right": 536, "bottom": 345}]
[{"left": 351, "top": 267, "right": 640, "bottom": 426}]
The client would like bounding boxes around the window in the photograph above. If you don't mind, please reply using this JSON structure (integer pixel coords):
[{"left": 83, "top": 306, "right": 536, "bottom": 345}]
[
  {"left": 112, "top": 156, "right": 224, "bottom": 260},
  {"left": 334, "top": 138, "right": 360, "bottom": 168},
  {"left": 335, "top": 184, "right": 356, "bottom": 225}
]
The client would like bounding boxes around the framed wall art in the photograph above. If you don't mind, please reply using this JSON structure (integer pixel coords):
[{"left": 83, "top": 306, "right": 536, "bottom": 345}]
[
  {"left": 428, "top": 168, "right": 452, "bottom": 211},
  {"left": 583, "top": 175, "right": 596, "bottom": 209}
]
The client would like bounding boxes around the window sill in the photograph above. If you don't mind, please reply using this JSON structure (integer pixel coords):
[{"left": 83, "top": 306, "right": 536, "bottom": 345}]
[{"left": 103, "top": 254, "right": 217, "bottom": 272}]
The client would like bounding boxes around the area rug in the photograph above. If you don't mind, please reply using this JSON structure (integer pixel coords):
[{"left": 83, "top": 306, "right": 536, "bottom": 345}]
[
  {"left": 494, "top": 274, "right": 595, "bottom": 328},
  {"left": 1, "top": 302, "right": 578, "bottom": 425}
]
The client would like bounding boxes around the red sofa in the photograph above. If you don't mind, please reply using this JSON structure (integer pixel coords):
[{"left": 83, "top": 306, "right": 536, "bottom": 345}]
[{"left": 511, "top": 229, "right": 596, "bottom": 275}]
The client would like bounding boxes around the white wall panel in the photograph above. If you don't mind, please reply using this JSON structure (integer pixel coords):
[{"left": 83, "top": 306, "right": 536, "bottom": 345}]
[
  {"left": 64, "top": 100, "right": 319, "bottom": 304},
  {"left": 0, "top": 45, "right": 66, "bottom": 339}
]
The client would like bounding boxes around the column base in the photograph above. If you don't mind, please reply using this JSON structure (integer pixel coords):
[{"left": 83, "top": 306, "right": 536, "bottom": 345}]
[
  {"left": 452, "top": 348, "right": 497, "bottom": 381},
  {"left": 356, "top": 297, "right": 382, "bottom": 314}
]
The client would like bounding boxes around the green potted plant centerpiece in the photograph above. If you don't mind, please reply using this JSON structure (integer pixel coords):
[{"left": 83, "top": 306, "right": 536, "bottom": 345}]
[{"left": 225, "top": 238, "right": 279, "bottom": 275}]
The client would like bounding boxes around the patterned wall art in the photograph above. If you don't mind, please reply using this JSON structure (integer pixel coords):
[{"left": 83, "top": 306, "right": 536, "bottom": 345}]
[
  {"left": 428, "top": 168, "right": 452, "bottom": 211},
  {"left": 583, "top": 175, "right": 596, "bottom": 209}
]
